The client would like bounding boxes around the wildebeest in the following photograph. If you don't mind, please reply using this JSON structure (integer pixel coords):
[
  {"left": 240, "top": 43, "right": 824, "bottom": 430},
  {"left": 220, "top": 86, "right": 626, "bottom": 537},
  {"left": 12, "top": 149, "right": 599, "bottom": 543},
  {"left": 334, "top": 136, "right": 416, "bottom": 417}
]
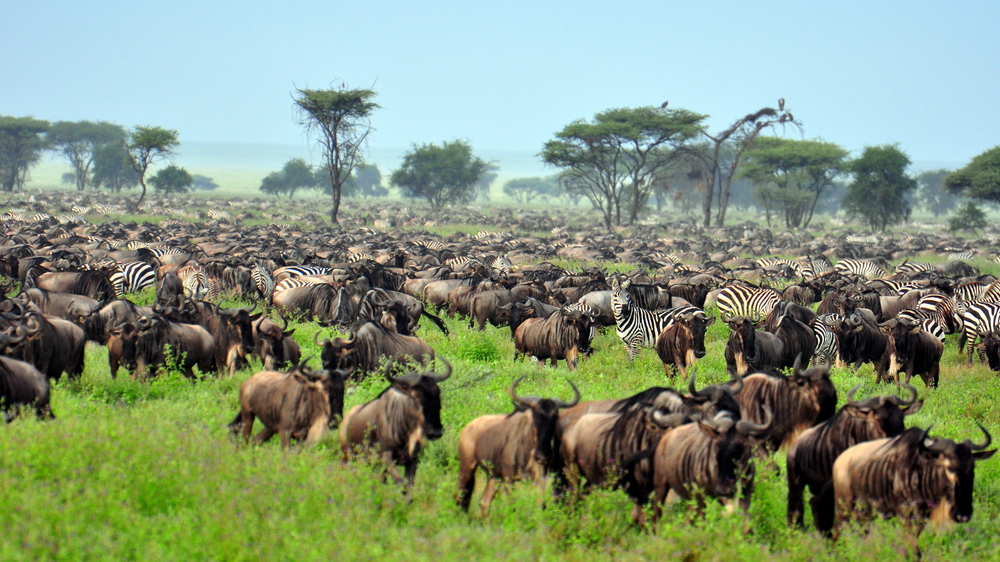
[
  {"left": 880, "top": 317, "right": 944, "bottom": 388},
  {"left": 513, "top": 306, "right": 594, "bottom": 370},
  {"left": 339, "top": 358, "right": 451, "bottom": 488},
  {"left": 229, "top": 359, "right": 355, "bottom": 449},
  {"left": 318, "top": 321, "right": 435, "bottom": 378},
  {"left": 832, "top": 425, "right": 995, "bottom": 556},
  {"left": 655, "top": 311, "right": 715, "bottom": 379},
  {"left": 984, "top": 330, "right": 1000, "bottom": 372},
  {"left": 835, "top": 309, "right": 889, "bottom": 370},
  {"left": 736, "top": 359, "right": 837, "bottom": 453},
  {"left": 32, "top": 270, "right": 116, "bottom": 302},
  {"left": 457, "top": 377, "right": 580, "bottom": 515},
  {"left": 786, "top": 383, "right": 923, "bottom": 531},
  {"left": 0, "top": 332, "right": 53, "bottom": 421},
  {"left": 272, "top": 283, "right": 357, "bottom": 326},
  {"left": 155, "top": 272, "right": 184, "bottom": 306},
  {"left": 724, "top": 316, "right": 785, "bottom": 376},
  {"left": 650, "top": 407, "right": 772, "bottom": 522},
  {"left": 253, "top": 315, "right": 300, "bottom": 371},
  {"left": 120, "top": 314, "right": 217, "bottom": 379}
]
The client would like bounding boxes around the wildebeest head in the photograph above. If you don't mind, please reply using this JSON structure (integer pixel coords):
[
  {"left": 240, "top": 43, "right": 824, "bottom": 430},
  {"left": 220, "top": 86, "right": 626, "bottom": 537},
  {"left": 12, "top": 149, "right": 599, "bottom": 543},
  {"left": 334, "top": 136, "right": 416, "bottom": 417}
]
[
  {"left": 984, "top": 331, "right": 1000, "bottom": 372},
  {"left": 844, "top": 383, "right": 923, "bottom": 437},
  {"left": 880, "top": 317, "right": 924, "bottom": 367},
  {"left": 318, "top": 332, "right": 360, "bottom": 371},
  {"left": 788, "top": 356, "right": 838, "bottom": 423},
  {"left": 221, "top": 308, "right": 261, "bottom": 355},
  {"left": 681, "top": 312, "right": 715, "bottom": 359},
  {"left": 686, "top": 369, "right": 743, "bottom": 420},
  {"left": 384, "top": 357, "right": 452, "bottom": 441},
  {"left": 292, "top": 357, "right": 356, "bottom": 426},
  {"left": 695, "top": 406, "right": 772, "bottom": 496},
  {"left": 728, "top": 317, "right": 758, "bottom": 363},
  {"left": 919, "top": 425, "right": 995, "bottom": 523},
  {"left": 112, "top": 321, "right": 141, "bottom": 370},
  {"left": 256, "top": 315, "right": 295, "bottom": 370},
  {"left": 509, "top": 376, "right": 580, "bottom": 465}
]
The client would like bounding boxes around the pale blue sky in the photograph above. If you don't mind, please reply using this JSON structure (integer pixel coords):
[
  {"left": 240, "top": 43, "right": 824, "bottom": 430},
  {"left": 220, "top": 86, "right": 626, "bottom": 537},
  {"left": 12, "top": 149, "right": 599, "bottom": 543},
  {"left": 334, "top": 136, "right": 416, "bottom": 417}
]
[{"left": 3, "top": 0, "right": 997, "bottom": 171}]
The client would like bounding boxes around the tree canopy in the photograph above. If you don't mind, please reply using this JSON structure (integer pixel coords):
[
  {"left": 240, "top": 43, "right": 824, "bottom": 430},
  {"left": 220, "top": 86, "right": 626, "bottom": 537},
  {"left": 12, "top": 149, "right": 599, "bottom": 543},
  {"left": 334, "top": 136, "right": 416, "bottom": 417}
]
[
  {"left": 841, "top": 144, "right": 917, "bottom": 232},
  {"left": 948, "top": 201, "right": 988, "bottom": 234},
  {"left": 915, "top": 168, "right": 960, "bottom": 217},
  {"left": 48, "top": 121, "right": 125, "bottom": 191},
  {"left": 503, "top": 176, "right": 560, "bottom": 204},
  {"left": 944, "top": 146, "right": 1000, "bottom": 205},
  {"left": 260, "top": 158, "right": 317, "bottom": 199},
  {"left": 348, "top": 163, "right": 388, "bottom": 199},
  {"left": 191, "top": 174, "right": 218, "bottom": 191},
  {"left": 541, "top": 106, "right": 706, "bottom": 230},
  {"left": 126, "top": 126, "right": 179, "bottom": 210},
  {"left": 739, "top": 137, "right": 848, "bottom": 228},
  {"left": 149, "top": 165, "right": 193, "bottom": 194},
  {"left": 390, "top": 141, "right": 489, "bottom": 210},
  {"left": 0, "top": 115, "right": 49, "bottom": 193},
  {"left": 293, "top": 85, "right": 379, "bottom": 226},
  {"left": 92, "top": 141, "right": 140, "bottom": 193}
]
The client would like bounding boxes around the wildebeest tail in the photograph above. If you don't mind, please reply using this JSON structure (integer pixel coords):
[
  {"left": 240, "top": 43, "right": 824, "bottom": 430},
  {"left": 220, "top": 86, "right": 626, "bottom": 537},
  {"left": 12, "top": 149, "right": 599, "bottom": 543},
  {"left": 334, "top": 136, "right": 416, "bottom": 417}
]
[
  {"left": 227, "top": 411, "right": 243, "bottom": 433},
  {"left": 811, "top": 481, "right": 836, "bottom": 534},
  {"left": 422, "top": 309, "right": 449, "bottom": 335},
  {"left": 616, "top": 446, "right": 658, "bottom": 494}
]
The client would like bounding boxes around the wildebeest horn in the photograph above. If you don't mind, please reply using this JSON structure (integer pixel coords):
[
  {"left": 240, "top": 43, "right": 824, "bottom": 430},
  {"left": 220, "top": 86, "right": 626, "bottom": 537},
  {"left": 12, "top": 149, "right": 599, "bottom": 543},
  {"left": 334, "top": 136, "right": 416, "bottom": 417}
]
[
  {"left": 552, "top": 380, "right": 581, "bottom": 409},
  {"left": 429, "top": 356, "right": 452, "bottom": 382},
  {"left": 650, "top": 408, "right": 686, "bottom": 429},
  {"left": 736, "top": 405, "right": 773, "bottom": 435},
  {"left": 687, "top": 368, "right": 701, "bottom": 397},
  {"left": 846, "top": 384, "right": 862, "bottom": 407},
  {"left": 509, "top": 376, "right": 540, "bottom": 407},
  {"left": 279, "top": 315, "right": 289, "bottom": 332},
  {"left": 726, "top": 371, "right": 743, "bottom": 396},
  {"left": 893, "top": 383, "right": 918, "bottom": 407},
  {"left": 964, "top": 424, "right": 992, "bottom": 451},
  {"left": 791, "top": 354, "right": 803, "bottom": 376},
  {"left": 313, "top": 330, "right": 327, "bottom": 347}
]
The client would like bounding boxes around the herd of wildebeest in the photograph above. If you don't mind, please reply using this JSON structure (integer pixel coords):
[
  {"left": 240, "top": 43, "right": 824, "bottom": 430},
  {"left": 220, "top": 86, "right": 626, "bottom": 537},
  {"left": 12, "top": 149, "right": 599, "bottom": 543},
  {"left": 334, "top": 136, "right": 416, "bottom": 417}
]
[{"left": 2, "top": 193, "right": 1000, "bottom": 554}]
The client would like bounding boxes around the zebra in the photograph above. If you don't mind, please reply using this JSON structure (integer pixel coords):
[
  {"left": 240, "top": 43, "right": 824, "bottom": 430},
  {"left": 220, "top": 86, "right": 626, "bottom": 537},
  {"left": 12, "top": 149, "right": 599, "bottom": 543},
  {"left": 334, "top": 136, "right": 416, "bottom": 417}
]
[
  {"left": 947, "top": 250, "right": 978, "bottom": 262},
  {"left": 812, "top": 313, "right": 843, "bottom": 367},
  {"left": 915, "top": 293, "right": 963, "bottom": 334},
  {"left": 844, "top": 235, "right": 879, "bottom": 244},
  {"left": 610, "top": 277, "right": 709, "bottom": 362},
  {"left": 834, "top": 258, "right": 889, "bottom": 280},
  {"left": 110, "top": 262, "right": 157, "bottom": 298},
  {"left": 978, "top": 279, "right": 1000, "bottom": 303},
  {"left": 273, "top": 277, "right": 321, "bottom": 294},
  {"left": 444, "top": 256, "right": 484, "bottom": 271},
  {"left": 715, "top": 284, "right": 782, "bottom": 322},
  {"left": 272, "top": 265, "right": 332, "bottom": 283},
  {"left": 488, "top": 254, "right": 512, "bottom": 276},
  {"left": 897, "top": 310, "right": 947, "bottom": 344},
  {"left": 250, "top": 265, "right": 274, "bottom": 302},
  {"left": 960, "top": 302, "right": 1000, "bottom": 363},
  {"left": 956, "top": 281, "right": 988, "bottom": 302},
  {"left": 347, "top": 252, "right": 376, "bottom": 263},
  {"left": 150, "top": 247, "right": 184, "bottom": 258},
  {"left": 895, "top": 260, "right": 935, "bottom": 275},
  {"left": 207, "top": 209, "right": 232, "bottom": 220}
]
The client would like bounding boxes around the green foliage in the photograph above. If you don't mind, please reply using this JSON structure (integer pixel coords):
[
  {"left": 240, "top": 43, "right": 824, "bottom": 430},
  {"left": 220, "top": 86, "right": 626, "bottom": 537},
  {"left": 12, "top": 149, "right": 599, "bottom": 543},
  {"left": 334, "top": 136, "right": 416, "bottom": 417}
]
[
  {"left": 503, "top": 176, "right": 560, "bottom": 204},
  {"left": 190, "top": 174, "right": 218, "bottom": 190},
  {"left": 92, "top": 141, "right": 140, "bottom": 192},
  {"left": 149, "top": 165, "right": 193, "bottom": 194},
  {"left": 944, "top": 145, "right": 1000, "bottom": 205},
  {"left": 740, "top": 137, "right": 848, "bottom": 228},
  {"left": 347, "top": 162, "right": 388, "bottom": 198},
  {"left": 47, "top": 120, "right": 125, "bottom": 191},
  {"left": 390, "top": 140, "right": 491, "bottom": 210},
  {"left": 841, "top": 144, "right": 918, "bottom": 232},
  {"left": 258, "top": 158, "right": 316, "bottom": 199},
  {"left": 0, "top": 114, "right": 49, "bottom": 193},
  {"left": 540, "top": 106, "right": 706, "bottom": 229},
  {"left": 916, "top": 168, "right": 960, "bottom": 217},
  {"left": 293, "top": 85, "right": 379, "bottom": 225},
  {"left": 948, "top": 201, "right": 988, "bottom": 234}
]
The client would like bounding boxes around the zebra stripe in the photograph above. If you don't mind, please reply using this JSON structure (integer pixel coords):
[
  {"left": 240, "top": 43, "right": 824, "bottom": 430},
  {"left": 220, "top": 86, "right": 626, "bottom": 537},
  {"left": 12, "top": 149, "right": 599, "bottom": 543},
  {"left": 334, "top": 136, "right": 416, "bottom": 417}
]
[
  {"left": 947, "top": 250, "right": 977, "bottom": 262},
  {"left": 347, "top": 252, "right": 376, "bottom": 263},
  {"left": 897, "top": 310, "right": 947, "bottom": 344},
  {"left": 956, "top": 281, "right": 988, "bottom": 302},
  {"left": 716, "top": 284, "right": 781, "bottom": 322},
  {"left": 109, "top": 262, "right": 157, "bottom": 298},
  {"left": 250, "top": 265, "right": 274, "bottom": 301},
  {"left": 273, "top": 278, "right": 320, "bottom": 294},
  {"left": 960, "top": 302, "right": 1000, "bottom": 363},
  {"left": 812, "top": 313, "right": 842, "bottom": 366},
  {"left": 611, "top": 278, "right": 708, "bottom": 362},
  {"left": 275, "top": 265, "right": 332, "bottom": 278},
  {"left": 834, "top": 258, "right": 888, "bottom": 280},
  {"left": 895, "top": 260, "right": 935, "bottom": 275}
]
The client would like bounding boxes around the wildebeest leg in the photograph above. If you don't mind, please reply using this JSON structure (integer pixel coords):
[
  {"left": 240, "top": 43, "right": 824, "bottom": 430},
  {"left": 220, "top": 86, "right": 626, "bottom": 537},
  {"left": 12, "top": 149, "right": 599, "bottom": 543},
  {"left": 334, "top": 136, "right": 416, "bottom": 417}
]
[
  {"left": 304, "top": 417, "right": 329, "bottom": 446},
  {"left": 382, "top": 450, "right": 406, "bottom": 485},
  {"left": 254, "top": 426, "right": 277, "bottom": 446},
  {"left": 811, "top": 482, "right": 836, "bottom": 534},
  {"left": 479, "top": 478, "right": 498, "bottom": 517},
  {"left": 787, "top": 473, "right": 806, "bottom": 527},
  {"left": 457, "top": 463, "right": 477, "bottom": 512},
  {"left": 240, "top": 411, "right": 255, "bottom": 445}
]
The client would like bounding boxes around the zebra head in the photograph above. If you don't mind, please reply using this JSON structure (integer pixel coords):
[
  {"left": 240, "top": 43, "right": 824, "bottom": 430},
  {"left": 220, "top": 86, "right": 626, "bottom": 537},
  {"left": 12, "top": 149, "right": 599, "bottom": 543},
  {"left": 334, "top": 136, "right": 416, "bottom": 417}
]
[{"left": 610, "top": 276, "right": 632, "bottom": 318}]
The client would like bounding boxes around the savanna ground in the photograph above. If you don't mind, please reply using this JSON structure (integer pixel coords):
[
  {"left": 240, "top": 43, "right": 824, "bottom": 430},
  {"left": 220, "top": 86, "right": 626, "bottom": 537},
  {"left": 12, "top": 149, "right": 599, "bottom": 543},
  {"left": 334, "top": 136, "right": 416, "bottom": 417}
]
[{"left": 2, "top": 233, "right": 1000, "bottom": 561}]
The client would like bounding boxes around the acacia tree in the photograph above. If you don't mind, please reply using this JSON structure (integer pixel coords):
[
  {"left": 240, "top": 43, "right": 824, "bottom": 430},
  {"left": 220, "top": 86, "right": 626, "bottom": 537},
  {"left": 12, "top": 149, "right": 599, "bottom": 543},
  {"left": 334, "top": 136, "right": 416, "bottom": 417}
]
[
  {"left": 944, "top": 146, "right": 1000, "bottom": 205},
  {"left": 687, "top": 102, "right": 801, "bottom": 227},
  {"left": 125, "top": 126, "right": 179, "bottom": 211},
  {"left": 92, "top": 141, "right": 140, "bottom": 192},
  {"left": 293, "top": 85, "right": 379, "bottom": 226},
  {"left": 739, "top": 137, "right": 848, "bottom": 228},
  {"left": 0, "top": 115, "right": 49, "bottom": 193},
  {"left": 503, "top": 176, "right": 560, "bottom": 204},
  {"left": 916, "top": 168, "right": 960, "bottom": 217},
  {"left": 390, "top": 140, "right": 489, "bottom": 210},
  {"left": 149, "top": 165, "right": 193, "bottom": 194},
  {"left": 841, "top": 144, "right": 917, "bottom": 232},
  {"left": 48, "top": 121, "right": 125, "bottom": 191},
  {"left": 541, "top": 106, "right": 706, "bottom": 230}
]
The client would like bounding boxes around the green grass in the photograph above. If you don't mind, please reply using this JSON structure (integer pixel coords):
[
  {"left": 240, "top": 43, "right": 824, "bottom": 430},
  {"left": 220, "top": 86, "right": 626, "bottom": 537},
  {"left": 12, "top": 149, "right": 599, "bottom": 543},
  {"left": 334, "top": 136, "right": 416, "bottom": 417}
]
[{"left": 2, "top": 306, "right": 1000, "bottom": 561}]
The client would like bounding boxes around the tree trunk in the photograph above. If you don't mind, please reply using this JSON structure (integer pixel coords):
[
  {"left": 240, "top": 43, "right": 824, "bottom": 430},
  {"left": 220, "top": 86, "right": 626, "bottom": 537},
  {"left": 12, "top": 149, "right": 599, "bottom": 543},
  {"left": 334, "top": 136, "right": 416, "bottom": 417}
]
[{"left": 330, "top": 186, "right": 342, "bottom": 227}]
